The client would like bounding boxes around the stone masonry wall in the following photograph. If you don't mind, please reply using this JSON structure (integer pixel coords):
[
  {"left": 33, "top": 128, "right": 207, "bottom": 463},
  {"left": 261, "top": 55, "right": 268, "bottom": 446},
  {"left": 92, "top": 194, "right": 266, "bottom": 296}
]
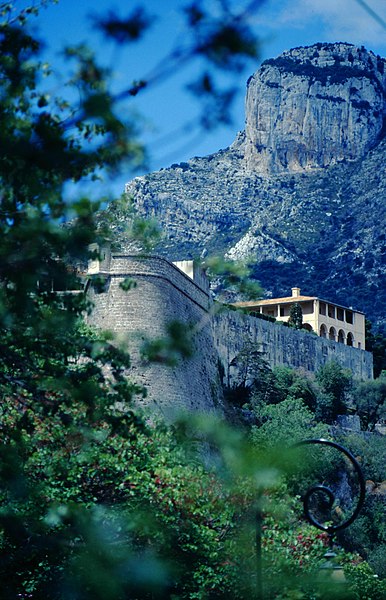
[
  {"left": 213, "top": 310, "right": 373, "bottom": 386},
  {"left": 86, "top": 254, "right": 223, "bottom": 418},
  {"left": 86, "top": 255, "right": 373, "bottom": 418}
]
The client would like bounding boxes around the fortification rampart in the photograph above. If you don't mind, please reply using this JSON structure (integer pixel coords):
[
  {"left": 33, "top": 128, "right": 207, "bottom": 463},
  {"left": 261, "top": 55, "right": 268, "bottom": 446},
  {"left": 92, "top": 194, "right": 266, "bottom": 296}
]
[
  {"left": 86, "top": 254, "right": 221, "bottom": 417},
  {"left": 86, "top": 255, "right": 373, "bottom": 416},
  {"left": 213, "top": 311, "right": 374, "bottom": 387}
]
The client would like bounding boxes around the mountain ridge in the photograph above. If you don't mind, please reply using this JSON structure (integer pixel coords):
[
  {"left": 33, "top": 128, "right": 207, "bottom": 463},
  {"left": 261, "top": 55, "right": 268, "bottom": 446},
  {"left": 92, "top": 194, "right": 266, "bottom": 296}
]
[{"left": 112, "top": 42, "right": 386, "bottom": 327}]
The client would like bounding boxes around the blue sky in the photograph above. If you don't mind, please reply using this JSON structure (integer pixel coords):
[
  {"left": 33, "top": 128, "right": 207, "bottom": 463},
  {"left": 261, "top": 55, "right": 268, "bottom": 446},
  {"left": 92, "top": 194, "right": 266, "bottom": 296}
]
[{"left": 18, "top": 0, "right": 386, "bottom": 197}]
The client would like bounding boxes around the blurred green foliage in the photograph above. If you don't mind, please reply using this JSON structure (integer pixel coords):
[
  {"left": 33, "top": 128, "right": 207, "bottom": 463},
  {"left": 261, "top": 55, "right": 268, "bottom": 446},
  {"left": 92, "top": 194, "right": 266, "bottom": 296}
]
[{"left": 204, "top": 255, "right": 263, "bottom": 302}]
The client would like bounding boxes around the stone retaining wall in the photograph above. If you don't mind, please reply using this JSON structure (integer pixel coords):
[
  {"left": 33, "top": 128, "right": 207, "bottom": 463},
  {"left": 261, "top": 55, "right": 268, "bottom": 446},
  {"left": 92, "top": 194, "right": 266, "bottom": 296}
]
[{"left": 213, "top": 310, "right": 374, "bottom": 387}]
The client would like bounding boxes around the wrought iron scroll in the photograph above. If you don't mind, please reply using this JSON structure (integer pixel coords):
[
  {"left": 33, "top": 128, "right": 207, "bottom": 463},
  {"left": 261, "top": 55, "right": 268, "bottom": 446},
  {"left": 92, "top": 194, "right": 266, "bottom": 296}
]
[
  {"left": 295, "top": 439, "right": 366, "bottom": 539},
  {"left": 255, "top": 439, "right": 366, "bottom": 598}
]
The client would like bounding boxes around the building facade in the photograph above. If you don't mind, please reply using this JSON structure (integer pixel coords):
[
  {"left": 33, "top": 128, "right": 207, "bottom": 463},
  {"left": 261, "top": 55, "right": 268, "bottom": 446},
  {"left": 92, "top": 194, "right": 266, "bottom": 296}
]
[{"left": 232, "top": 287, "right": 366, "bottom": 350}]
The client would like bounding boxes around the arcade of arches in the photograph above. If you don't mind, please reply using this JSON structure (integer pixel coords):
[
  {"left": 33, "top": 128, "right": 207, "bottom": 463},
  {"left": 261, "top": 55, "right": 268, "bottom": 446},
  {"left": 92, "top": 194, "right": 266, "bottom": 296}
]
[{"left": 319, "top": 325, "right": 356, "bottom": 346}]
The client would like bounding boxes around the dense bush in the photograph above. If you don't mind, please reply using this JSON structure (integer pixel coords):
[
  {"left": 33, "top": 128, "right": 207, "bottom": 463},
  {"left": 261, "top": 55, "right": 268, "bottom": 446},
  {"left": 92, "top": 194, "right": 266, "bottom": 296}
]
[{"left": 352, "top": 377, "right": 386, "bottom": 430}]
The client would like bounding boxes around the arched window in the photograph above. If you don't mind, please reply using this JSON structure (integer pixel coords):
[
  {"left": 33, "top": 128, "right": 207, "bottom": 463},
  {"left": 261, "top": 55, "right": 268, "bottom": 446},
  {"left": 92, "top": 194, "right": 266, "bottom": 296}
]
[
  {"left": 329, "top": 327, "right": 336, "bottom": 341},
  {"left": 302, "top": 323, "right": 313, "bottom": 332},
  {"left": 320, "top": 324, "right": 327, "bottom": 338},
  {"left": 347, "top": 332, "right": 354, "bottom": 347},
  {"left": 338, "top": 329, "right": 345, "bottom": 344}
]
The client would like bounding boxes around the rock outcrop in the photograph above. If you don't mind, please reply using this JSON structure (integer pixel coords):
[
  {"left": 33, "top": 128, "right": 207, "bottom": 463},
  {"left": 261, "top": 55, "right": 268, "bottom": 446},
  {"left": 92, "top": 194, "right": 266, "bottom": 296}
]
[
  {"left": 244, "top": 43, "right": 386, "bottom": 173},
  {"left": 106, "top": 43, "right": 386, "bottom": 327}
]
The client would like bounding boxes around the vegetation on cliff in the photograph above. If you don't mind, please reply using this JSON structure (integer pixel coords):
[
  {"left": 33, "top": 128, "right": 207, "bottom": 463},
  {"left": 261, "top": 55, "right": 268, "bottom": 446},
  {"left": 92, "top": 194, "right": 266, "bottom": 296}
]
[{"left": 261, "top": 57, "right": 380, "bottom": 86}]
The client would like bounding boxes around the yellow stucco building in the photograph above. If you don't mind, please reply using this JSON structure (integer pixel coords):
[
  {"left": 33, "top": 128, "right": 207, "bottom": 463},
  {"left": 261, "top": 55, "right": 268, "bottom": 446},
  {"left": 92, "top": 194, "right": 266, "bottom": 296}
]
[{"left": 234, "top": 287, "right": 366, "bottom": 350}]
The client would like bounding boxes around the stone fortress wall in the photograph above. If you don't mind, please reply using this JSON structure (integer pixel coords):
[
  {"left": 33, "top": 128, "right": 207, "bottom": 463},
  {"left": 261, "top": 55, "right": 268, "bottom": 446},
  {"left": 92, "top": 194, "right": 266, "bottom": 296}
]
[
  {"left": 86, "top": 253, "right": 373, "bottom": 416},
  {"left": 86, "top": 253, "right": 222, "bottom": 417},
  {"left": 213, "top": 310, "right": 373, "bottom": 388}
]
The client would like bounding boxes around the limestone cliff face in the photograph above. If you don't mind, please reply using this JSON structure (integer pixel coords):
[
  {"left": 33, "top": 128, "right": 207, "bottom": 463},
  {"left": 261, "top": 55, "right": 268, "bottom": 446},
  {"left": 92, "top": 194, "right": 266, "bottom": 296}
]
[
  {"left": 244, "top": 43, "right": 386, "bottom": 173},
  {"left": 107, "top": 43, "right": 386, "bottom": 327}
]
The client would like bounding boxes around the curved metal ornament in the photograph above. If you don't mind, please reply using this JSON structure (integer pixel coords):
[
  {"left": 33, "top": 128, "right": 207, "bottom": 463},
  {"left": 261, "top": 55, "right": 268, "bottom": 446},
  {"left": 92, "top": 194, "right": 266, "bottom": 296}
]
[{"left": 294, "top": 439, "right": 366, "bottom": 537}]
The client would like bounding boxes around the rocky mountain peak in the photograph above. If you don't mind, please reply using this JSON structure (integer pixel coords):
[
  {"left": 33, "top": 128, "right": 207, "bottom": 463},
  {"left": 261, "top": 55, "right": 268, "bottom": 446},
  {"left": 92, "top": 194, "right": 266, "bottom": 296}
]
[
  {"left": 244, "top": 42, "right": 386, "bottom": 173},
  {"left": 118, "top": 43, "right": 386, "bottom": 326}
]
